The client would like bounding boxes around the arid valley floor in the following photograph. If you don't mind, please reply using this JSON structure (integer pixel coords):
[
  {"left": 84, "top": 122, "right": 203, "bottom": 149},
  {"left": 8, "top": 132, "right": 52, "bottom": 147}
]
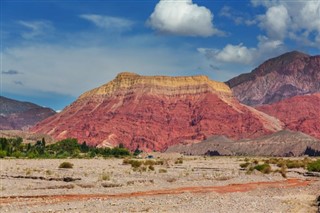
[{"left": 0, "top": 156, "right": 319, "bottom": 213}]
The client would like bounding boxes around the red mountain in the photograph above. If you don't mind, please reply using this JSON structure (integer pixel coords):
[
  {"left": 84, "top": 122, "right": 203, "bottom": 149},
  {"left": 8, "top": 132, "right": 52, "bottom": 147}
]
[
  {"left": 227, "top": 51, "right": 320, "bottom": 106},
  {"left": 257, "top": 93, "right": 320, "bottom": 140},
  {"left": 31, "top": 72, "right": 282, "bottom": 151},
  {"left": 0, "top": 96, "right": 56, "bottom": 130}
]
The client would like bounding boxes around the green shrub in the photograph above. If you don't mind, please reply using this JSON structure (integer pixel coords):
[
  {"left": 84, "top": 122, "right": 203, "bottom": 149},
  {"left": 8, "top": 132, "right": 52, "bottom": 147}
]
[
  {"left": 254, "top": 164, "right": 271, "bottom": 174},
  {"left": 307, "top": 159, "right": 320, "bottom": 172},
  {"left": 0, "top": 150, "right": 7, "bottom": 158},
  {"left": 12, "top": 151, "right": 23, "bottom": 158},
  {"left": 59, "top": 162, "right": 73, "bottom": 169},
  {"left": 285, "top": 160, "right": 306, "bottom": 169}
]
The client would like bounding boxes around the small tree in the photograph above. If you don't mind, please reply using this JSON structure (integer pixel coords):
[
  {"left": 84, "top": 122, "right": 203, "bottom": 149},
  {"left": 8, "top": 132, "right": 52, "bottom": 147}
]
[{"left": 80, "top": 141, "right": 89, "bottom": 153}]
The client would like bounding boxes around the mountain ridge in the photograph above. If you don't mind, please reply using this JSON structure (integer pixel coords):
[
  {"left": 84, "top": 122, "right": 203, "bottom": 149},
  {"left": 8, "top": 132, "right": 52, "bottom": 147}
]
[
  {"left": 0, "top": 96, "right": 56, "bottom": 130},
  {"left": 227, "top": 51, "right": 320, "bottom": 106}
]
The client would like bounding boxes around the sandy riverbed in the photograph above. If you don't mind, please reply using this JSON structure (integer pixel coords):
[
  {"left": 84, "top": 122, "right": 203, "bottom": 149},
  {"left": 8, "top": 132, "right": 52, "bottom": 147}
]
[{"left": 0, "top": 156, "right": 319, "bottom": 212}]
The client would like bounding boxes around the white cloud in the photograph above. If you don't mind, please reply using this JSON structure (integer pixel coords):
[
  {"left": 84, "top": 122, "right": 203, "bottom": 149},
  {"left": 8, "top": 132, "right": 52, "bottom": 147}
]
[
  {"left": 252, "top": 0, "right": 320, "bottom": 47},
  {"left": 147, "top": 0, "right": 223, "bottom": 37},
  {"left": 80, "top": 14, "right": 134, "bottom": 32},
  {"left": 197, "top": 35, "right": 286, "bottom": 79},
  {"left": 18, "top": 20, "right": 53, "bottom": 39},
  {"left": 258, "top": 5, "right": 289, "bottom": 40},
  {"left": 198, "top": 44, "right": 255, "bottom": 65},
  {"left": 198, "top": 36, "right": 285, "bottom": 66}
]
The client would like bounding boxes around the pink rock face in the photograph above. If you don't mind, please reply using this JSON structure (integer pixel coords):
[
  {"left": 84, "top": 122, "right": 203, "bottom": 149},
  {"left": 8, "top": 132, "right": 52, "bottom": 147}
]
[
  {"left": 227, "top": 51, "right": 320, "bottom": 106},
  {"left": 31, "top": 73, "right": 282, "bottom": 151},
  {"left": 257, "top": 93, "right": 320, "bottom": 140}
]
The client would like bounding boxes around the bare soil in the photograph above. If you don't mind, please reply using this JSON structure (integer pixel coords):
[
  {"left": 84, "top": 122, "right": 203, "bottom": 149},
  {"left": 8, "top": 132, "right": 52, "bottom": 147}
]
[{"left": 1, "top": 156, "right": 319, "bottom": 212}]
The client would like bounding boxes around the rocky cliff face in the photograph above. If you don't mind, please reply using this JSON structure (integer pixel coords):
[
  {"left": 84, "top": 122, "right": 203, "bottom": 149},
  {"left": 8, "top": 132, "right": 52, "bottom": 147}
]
[
  {"left": 227, "top": 51, "right": 320, "bottom": 106},
  {"left": 0, "top": 96, "right": 56, "bottom": 130},
  {"left": 257, "top": 93, "right": 320, "bottom": 140},
  {"left": 32, "top": 72, "right": 282, "bottom": 151}
]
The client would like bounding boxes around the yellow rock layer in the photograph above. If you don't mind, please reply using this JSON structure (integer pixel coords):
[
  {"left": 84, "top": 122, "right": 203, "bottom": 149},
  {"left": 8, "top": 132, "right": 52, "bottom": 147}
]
[{"left": 80, "top": 72, "right": 232, "bottom": 99}]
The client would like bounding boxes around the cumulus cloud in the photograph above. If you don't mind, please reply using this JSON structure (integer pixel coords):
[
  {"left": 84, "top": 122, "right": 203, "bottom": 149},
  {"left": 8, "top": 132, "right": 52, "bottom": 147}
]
[
  {"left": 80, "top": 14, "right": 134, "bottom": 32},
  {"left": 197, "top": 35, "right": 287, "bottom": 79},
  {"left": 18, "top": 20, "right": 54, "bottom": 39},
  {"left": 198, "top": 44, "right": 254, "bottom": 64},
  {"left": 252, "top": 0, "right": 320, "bottom": 47},
  {"left": 198, "top": 36, "right": 285, "bottom": 66},
  {"left": 147, "top": 0, "right": 223, "bottom": 37},
  {"left": 258, "top": 5, "right": 289, "bottom": 40}
]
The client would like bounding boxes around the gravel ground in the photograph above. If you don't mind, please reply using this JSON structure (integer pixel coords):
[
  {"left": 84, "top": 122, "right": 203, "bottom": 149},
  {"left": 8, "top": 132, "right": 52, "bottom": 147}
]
[{"left": 0, "top": 156, "right": 319, "bottom": 212}]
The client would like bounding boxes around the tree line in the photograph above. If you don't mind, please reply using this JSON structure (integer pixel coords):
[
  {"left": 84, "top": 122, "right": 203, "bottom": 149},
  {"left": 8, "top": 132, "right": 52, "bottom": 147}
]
[{"left": 0, "top": 137, "right": 130, "bottom": 158}]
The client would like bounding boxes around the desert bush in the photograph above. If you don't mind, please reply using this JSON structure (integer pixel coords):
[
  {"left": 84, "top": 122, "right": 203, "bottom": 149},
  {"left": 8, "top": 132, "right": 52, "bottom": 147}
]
[
  {"left": 130, "top": 160, "right": 143, "bottom": 168},
  {"left": 144, "top": 160, "right": 156, "bottom": 166},
  {"left": 25, "top": 168, "right": 32, "bottom": 175},
  {"left": 244, "top": 158, "right": 250, "bottom": 162},
  {"left": 273, "top": 165, "right": 287, "bottom": 178},
  {"left": 46, "top": 170, "right": 53, "bottom": 175},
  {"left": 166, "top": 177, "right": 177, "bottom": 183},
  {"left": 254, "top": 164, "right": 272, "bottom": 174},
  {"left": 59, "top": 162, "right": 73, "bottom": 169},
  {"left": 285, "top": 160, "right": 307, "bottom": 169},
  {"left": 100, "top": 172, "right": 112, "bottom": 181},
  {"left": 279, "top": 166, "right": 287, "bottom": 178},
  {"left": 122, "top": 158, "right": 131, "bottom": 165},
  {"left": 240, "top": 162, "right": 250, "bottom": 168},
  {"left": 123, "top": 159, "right": 144, "bottom": 169},
  {"left": 307, "top": 159, "right": 320, "bottom": 172},
  {"left": 148, "top": 165, "right": 155, "bottom": 171},
  {"left": 174, "top": 158, "right": 183, "bottom": 164},
  {"left": 159, "top": 168, "right": 167, "bottom": 173},
  {"left": 252, "top": 159, "right": 259, "bottom": 164}
]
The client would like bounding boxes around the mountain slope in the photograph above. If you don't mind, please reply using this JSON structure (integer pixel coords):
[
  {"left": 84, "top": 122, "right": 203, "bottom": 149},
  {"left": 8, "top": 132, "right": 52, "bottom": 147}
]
[
  {"left": 166, "top": 130, "right": 320, "bottom": 157},
  {"left": 31, "top": 72, "right": 282, "bottom": 151},
  {"left": 257, "top": 93, "right": 320, "bottom": 140},
  {"left": 0, "top": 96, "right": 56, "bottom": 130},
  {"left": 227, "top": 51, "right": 320, "bottom": 106}
]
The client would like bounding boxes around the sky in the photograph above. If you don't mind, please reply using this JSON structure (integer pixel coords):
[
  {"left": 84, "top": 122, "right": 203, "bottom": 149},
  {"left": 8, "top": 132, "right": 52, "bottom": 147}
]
[{"left": 1, "top": 0, "right": 320, "bottom": 111}]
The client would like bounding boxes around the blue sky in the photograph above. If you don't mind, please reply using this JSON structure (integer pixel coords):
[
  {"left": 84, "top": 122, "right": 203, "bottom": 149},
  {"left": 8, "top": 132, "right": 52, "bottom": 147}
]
[{"left": 1, "top": 0, "right": 320, "bottom": 111}]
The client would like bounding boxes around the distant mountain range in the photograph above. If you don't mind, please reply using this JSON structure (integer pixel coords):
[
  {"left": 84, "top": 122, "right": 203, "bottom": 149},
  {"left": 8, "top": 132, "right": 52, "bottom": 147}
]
[
  {"left": 0, "top": 96, "right": 56, "bottom": 130},
  {"left": 5, "top": 50, "right": 320, "bottom": 155}
]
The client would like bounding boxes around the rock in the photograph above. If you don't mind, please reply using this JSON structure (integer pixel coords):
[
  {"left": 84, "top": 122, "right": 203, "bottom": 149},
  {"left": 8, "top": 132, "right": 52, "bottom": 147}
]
[
  {"left": 31, "top": 73, "right": 283, "bottom": 151},
  {"left": 227, "top": 51, "right": 320, "bottom": 106}
]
